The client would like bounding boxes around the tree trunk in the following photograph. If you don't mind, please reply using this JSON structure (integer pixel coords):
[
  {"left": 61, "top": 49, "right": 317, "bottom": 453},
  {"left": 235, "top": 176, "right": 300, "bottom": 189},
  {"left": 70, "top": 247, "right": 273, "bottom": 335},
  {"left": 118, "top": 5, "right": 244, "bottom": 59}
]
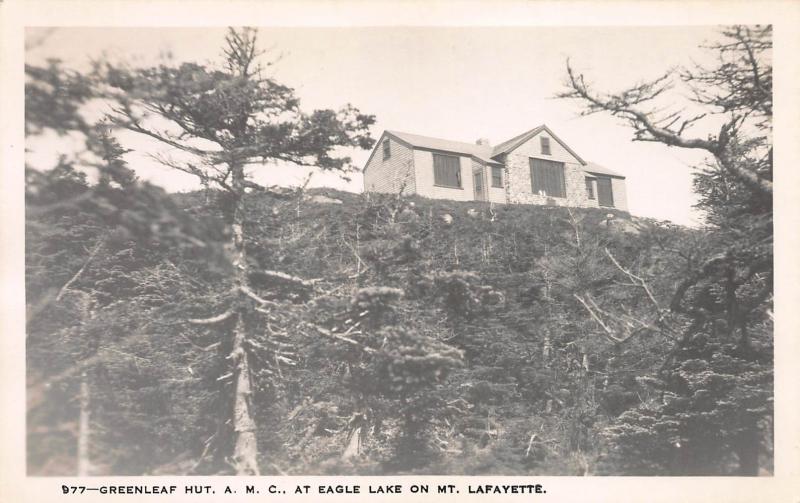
[
  {"left": 342, "top": 409, "right": 368, "bottom": 460},
  {"left": 228, "top": 162, "right": 260, "bottom": 475},
  {"left": 543, "top": 336, "right": 551, "bottom": 363},
  {"left": 77, "top": 372, "right": 90, "bottom": 476},
  {"left": 342, "top": 425, "right": 362, "bottom": 460},
  {"left": 231, "top": 313, "right": 258, "bottom": 474}
]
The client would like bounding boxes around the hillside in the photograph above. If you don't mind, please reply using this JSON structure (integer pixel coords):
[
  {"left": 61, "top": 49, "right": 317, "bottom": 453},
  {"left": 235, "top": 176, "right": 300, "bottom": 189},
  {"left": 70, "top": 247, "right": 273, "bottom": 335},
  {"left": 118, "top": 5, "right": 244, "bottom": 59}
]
[
  {"left": 31, "top": 180, "right": 770, "bottom": 477},
  {"left": 233, "top": 189, "right": 675, "bottom": 475}
]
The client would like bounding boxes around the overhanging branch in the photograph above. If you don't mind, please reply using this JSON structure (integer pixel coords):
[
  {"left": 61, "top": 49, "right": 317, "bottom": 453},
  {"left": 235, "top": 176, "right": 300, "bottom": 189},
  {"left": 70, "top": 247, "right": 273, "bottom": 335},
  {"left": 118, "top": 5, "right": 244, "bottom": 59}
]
[{"left": 560, "top": 61, "right": 773, "bottom": 195}]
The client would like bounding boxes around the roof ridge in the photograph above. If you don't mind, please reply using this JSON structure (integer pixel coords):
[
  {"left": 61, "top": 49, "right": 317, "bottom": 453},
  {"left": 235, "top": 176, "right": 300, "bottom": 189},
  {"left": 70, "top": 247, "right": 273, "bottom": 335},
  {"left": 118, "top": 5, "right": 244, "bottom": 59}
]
[
  {"left": 389, "top": 130, "right": 484, "bottom": 146},
  {"left": 385, "top": 129, "right": 498, "bottom": 165}
]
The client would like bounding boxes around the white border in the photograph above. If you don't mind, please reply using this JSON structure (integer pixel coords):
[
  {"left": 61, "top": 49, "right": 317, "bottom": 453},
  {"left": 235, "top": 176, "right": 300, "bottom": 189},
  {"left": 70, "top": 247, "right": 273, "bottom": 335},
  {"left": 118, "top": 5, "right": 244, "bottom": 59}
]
[{"left": 2, "top": 1, "right": 798, "bottom": 502}]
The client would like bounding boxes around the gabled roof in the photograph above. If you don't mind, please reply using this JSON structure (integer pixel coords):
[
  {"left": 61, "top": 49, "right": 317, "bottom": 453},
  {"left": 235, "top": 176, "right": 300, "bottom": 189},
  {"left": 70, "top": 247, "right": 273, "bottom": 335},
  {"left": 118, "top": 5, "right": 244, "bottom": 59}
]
[
  {"left": 583, "top": 161, "right": 625, "bottom": 178},
  {"left": 490, "top": 125, "right": 546, "bottom": 158},
  {"left": 386, "top": 130, "right": 499, "bottom": 165},
  {"left": 366, "top": 128, "right": 626, "bottom": 182},
  {"left": 491, "top": 124, "right": 587, "bottom": 165},
  {"left": 377, "top": 126, "right": 614, "bottom": 176}
]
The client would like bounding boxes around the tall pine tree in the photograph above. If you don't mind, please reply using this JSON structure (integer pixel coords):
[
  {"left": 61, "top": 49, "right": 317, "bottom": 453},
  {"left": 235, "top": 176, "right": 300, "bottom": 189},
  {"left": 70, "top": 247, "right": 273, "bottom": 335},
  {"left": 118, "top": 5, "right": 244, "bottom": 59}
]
[{"left": 104, "top": 27, "right": 374, "bottom": 474}]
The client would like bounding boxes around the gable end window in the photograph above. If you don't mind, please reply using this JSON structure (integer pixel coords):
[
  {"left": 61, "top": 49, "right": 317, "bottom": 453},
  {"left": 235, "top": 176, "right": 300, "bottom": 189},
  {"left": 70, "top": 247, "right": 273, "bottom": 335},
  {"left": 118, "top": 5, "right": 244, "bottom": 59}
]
[
  {"left": 491, "top": 166, "right": 503, "bottom": 188},
  {"left": 382, "top": 139, "right": 391, "bottom": 160},
  {"left": 530, "top": 158, "right": 566, "bottom": 198},
  {"left": 540, "top": 136, "right": 551, "bottom": 155},
  {"left": 433, "top": 153, "right": 462, "bottom": 188},
  {"left": 596, "top": 177, "right": 615, "bottom": 207},
  {"left": 585, "top": 177, "right": 595, "bottom": 199}
]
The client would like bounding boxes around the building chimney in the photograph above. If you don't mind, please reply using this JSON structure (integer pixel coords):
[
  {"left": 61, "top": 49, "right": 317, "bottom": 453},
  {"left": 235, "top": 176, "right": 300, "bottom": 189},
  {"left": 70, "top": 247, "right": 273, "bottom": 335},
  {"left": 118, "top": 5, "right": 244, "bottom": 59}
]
[{"left": 475, "top": 138, "right": 491, "bottom": 147}]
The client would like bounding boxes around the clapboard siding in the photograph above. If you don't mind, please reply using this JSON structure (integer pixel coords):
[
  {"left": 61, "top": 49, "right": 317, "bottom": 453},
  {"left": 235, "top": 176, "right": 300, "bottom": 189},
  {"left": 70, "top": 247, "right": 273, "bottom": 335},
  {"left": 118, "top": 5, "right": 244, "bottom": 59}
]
[
  {"left": 610, "top": 176, "right": 628, "bottom": 211},
  {"left": 363, "top": 134, "right": 416, "bottom": 195}
]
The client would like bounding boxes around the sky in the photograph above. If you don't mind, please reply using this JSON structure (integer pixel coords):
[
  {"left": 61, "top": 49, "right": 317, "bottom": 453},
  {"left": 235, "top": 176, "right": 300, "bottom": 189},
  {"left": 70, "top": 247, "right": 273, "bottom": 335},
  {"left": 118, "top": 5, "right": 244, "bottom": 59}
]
[{"left": 25, "top": 26, "right": 725, "bottom": 225}]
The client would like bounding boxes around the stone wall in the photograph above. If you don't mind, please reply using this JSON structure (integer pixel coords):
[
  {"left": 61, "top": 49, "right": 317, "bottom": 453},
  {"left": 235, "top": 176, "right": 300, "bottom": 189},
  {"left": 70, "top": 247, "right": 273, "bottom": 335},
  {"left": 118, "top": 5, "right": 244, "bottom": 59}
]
[{"left": 504, "top": 130, "right": 598, "bottom": 209}]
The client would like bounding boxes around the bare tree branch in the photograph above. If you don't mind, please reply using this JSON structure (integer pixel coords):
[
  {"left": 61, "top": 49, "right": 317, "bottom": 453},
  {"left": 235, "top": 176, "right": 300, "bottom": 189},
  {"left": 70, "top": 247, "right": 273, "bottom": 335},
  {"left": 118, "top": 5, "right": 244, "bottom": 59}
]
[
  {"left": 574, "top": 293, "right": 632, "bottom": 344},
  {"left": 250, "top": 269, "right": 320, "bottom": 289},
  {"left": 55, "top": 240, "right": 104, "bottom": 302},
  {"left": 188, "top": 309, "right": 235, "bottom": 325},
  {"left": 604, "top": 247, "right": 661, "bottom": 312},
  {"left": 558, "top": 58, "right": 773, "bottom": 195},
  {"left": 309, "top": 324, "right": 376, "bottom": 353}
]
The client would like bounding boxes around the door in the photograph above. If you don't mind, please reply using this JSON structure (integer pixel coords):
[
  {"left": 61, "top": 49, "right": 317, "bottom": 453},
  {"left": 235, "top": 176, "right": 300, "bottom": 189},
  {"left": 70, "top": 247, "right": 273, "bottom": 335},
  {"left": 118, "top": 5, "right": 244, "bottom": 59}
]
[
  {"left": 596, "top": 177, "right": 614, "bottom": 207},
  {"left": 473, "top": 171, "right": 485, "bottom": 201}
]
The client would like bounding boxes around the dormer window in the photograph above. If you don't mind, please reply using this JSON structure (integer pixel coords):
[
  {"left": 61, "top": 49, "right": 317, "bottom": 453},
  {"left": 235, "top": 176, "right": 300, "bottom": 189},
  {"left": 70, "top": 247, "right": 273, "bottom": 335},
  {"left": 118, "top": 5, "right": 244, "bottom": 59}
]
[
  {"left": 382, "top": 139, "right": 391, "bottom": 160},
  {"left": 540, "top": 136, "right": 551, "bottom": 155}
]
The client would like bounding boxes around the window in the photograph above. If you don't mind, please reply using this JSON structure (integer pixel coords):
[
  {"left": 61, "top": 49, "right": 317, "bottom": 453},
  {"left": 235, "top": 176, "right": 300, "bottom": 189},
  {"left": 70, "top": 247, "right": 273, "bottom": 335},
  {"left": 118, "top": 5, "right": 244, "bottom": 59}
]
[
  {"left": 596, "top": 177, "right": 615, "bottom": 207},
  {"left": 585, "top": 178, "right": 595, "bottom": 199},
  {"left": 433, "top": 153, "right": 462, "bottom": 188},
  {"left": 530, "top": 158, "right": 566, "bottom": 198},
  {"left": 491, "top": 166, "right": 503, "bottom": 188},
  {"left": 382, "top": 139, "right": 391, "bottom": 160},
  {"left": 540, "top": 136, "right": 551, "bottom": 155}
]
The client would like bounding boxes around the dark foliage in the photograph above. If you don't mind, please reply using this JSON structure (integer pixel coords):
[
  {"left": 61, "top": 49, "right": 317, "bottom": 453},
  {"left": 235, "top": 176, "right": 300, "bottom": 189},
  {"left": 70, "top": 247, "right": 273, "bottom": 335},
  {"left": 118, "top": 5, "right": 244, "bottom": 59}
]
[{"left": 558, "top": 25, "right": 772, "bottom": 475}]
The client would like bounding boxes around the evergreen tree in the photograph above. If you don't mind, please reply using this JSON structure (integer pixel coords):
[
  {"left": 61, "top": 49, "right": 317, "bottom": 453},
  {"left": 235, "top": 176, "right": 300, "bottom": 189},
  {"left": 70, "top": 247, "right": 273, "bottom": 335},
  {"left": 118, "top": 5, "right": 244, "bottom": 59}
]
[
  {"left": 558, "top": 25, "right": 773, "bottom": 475},
  {"left": 103, "top": 27, "right": 374, "bottom": 474},
  {"left": 25, "top": 38, "right": 224, "bottom": 475}
]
